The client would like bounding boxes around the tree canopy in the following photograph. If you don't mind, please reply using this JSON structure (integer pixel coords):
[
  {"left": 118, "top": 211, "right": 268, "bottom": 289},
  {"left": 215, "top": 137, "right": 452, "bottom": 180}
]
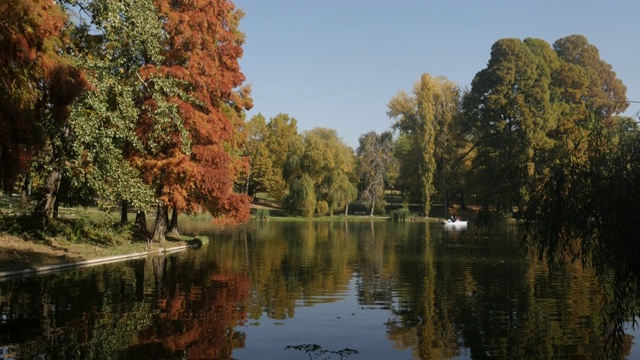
[
  {"left": 388, "top": 73, "right": 461, "bottom": 217},
  {"left": 0, "top": 0, "right": 252, "bottom": 236},
  {"left": 357, "top": 131, "right": 397, "bottom": 216}
]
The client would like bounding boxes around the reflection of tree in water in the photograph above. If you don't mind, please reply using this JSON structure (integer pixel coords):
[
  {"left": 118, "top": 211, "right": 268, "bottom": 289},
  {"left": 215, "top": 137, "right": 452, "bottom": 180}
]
[
  {"left": 382, "top": 223, "right": 632, "bottom": 359},
  {"left": 0, "top": 254, "right": 250, "bottom": 359},
  {"left": 213, "top": 222, "right": 358, "bottom": 321},
  {"left": 354, "top": 221, "right": 393, "bottom": 307},
  {"left": 131, "top": 256, "right": 250, "bottom": 359},
  {"left": 384, "top": 223, "right": 460, "bottom": 359},
  {"left": 284, "top": 343, "right": 359, "bottom": 359},
  {"left": 522, "top": 116, "right": 640, "bottom": 357}
]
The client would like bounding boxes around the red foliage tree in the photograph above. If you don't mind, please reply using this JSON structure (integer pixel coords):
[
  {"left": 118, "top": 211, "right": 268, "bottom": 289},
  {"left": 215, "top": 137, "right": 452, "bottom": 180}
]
[
  {"left": 0, "top": 0, "right": 88, "bottom": 219},
  {"left": 1, "top": 0, "right": 60, "bottom": 189},
  {"left": 136, "top": 0, "right": 252, "bottom": 241}
]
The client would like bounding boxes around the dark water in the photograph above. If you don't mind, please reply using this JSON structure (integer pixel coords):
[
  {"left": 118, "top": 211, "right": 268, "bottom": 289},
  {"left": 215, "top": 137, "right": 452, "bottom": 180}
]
[{"left": 0, "top": 220, "right": 637, "bottom": 359}]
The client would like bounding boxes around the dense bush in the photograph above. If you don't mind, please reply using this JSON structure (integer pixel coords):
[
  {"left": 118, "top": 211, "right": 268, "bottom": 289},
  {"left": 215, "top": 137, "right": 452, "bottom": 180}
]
[
  {"left": 254, "top": 208, "right": 270, "bottom": 221},
  {"left": 315, "top": 201, "right": 329, "bottom": 216},
  {"left": 390, "top": 208, "right": 410, "bottom": 222},
  {"left": 0, "top": 214, "right": 135, "bottom": 246}
]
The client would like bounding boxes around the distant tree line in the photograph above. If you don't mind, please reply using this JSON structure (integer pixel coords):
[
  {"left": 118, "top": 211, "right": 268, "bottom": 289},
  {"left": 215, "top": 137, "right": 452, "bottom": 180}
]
[{"left": 245, "top": 35, "right": 636, "bottom": 223}]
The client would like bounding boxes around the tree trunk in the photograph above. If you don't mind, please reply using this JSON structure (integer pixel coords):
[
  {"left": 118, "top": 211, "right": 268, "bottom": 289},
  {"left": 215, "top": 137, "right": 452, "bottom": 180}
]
[
  {"left": 163, "top": 205, "right": 170, "bottom": 228},
  {"left": 134, "top": 259, "right": 145, "bottom": 301},
  {"left": 121, "top": 200, "right": 129, "bottom": 224},
  {"left": 20, "top": 174, "right": 30, "bottom": 211},
  {"left": 135, "top": 211, "right": 147, "bottom": 233},
  {"left": 33, "top": 170, "right": 62, "bottom": 228},
  {"left": 53, "top": 197, "right": 59, "bottom": 219},
  {"left": 245, "top": 170, "right": 251, "bottom": 195},
  {"left": 152, "top": 204, "right": 167, "bottom": 242},
  {"left": 443, "top": 177, "right": 449, "bottom": 219},
  {"left": 152, "top": 257, "right": 166, "bottom": 298},
  {"left": 168, "top": 207, "right": 180, "bottom": 236},
  {"left": 370, "top": 195, "right": 376, "bottom": 217},
  {"left": 344, "top": 202, "right": 349, "bottom": 216}
]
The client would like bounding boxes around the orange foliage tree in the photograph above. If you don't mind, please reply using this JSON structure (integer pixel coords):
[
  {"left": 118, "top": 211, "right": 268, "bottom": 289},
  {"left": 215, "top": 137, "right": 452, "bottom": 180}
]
[
  {"left": 0, "top": 0, "right": 88, "bottom": 224},
  {"left": 136, "top": 0, "right": 253, "bottom": 241}
]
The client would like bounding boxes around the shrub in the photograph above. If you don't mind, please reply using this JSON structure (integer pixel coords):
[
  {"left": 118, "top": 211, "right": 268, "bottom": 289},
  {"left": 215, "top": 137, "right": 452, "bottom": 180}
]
[
  {"left": 315, "top": 201, "right": 329, "bottom": 216},
  {"left": 390, "top": 208, "right": 410, "bottom": 222},
  {"left": 255, "top": 208, "right": 270, "bottom": 221}
]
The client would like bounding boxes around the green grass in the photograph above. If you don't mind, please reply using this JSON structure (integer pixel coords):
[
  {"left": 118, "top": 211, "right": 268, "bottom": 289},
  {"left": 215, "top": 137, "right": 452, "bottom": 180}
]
[
  {"left": 254, "top": 192, "right": 278, "bottom": 202},
  {"left": 250, "top": 213, "right": 393, "bottom": 222}
]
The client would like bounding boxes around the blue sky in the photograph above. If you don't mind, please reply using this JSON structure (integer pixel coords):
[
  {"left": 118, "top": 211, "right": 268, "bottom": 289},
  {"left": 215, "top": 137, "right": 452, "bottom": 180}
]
[{"left": 233, "top": 1, "right": 640, "bottom": 149}]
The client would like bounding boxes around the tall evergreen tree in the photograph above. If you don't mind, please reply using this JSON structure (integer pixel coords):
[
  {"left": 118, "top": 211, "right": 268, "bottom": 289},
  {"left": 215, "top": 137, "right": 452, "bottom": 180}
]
[{"left": 463, "top": 38, "right": 554, "bottom": 217}]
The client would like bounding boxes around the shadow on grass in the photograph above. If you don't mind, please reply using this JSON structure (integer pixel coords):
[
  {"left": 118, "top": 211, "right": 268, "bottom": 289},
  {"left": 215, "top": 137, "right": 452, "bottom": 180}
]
[{"left": 0, "top": 246, "right": 82, "bottom": 272}]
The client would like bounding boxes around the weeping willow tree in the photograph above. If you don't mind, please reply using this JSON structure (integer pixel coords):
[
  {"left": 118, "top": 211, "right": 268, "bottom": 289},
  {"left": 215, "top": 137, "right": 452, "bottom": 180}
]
[
  {"left": 285, "top": 174, "right": 316, "bottom": 217},
  {"left": 522, "top": 112, "right": 640, "bottom": 356}
]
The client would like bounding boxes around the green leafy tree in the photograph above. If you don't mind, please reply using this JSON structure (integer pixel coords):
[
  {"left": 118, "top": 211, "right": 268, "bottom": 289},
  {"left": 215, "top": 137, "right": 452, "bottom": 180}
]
[
  {"left": 243, "top": 114, "right": 270, "bottom": 197},
  {"left": 550, "top": 34, "right": 628, "bottom": 163},
  {"left": 243, "top": 113, "right": 302, "bottom": 201},
  {"left": 356, "top": 131, "right": 397, "bottom": 216},
  {"left": 265, "top": 114, "right": 303, "bottom": 200},
  {"left": 523, "top": 114, "right": 639, "bottom": 355},
  {"left": 283, "top": 128, "right": 356, "bottom": 216},
  {"left": 389, "top": 74, "right": 460, "bottom": 217},
  {"left": 462, "top": 38, "right": 555, "bottom": 217},
  {"left": 326, "top": 169, "right": 357, "bottom": 215},
  {"left": 392, "top": 134, "right": 421, "bottom": 208},
  {"left": 302, "top": 128, "right": 356, "bottom": 215},
  {"left": 50, "top": 0, "right": 168, "bottom": 219},
  {"left": 286, "top": 173, "right": 316, "bottom": 217}
]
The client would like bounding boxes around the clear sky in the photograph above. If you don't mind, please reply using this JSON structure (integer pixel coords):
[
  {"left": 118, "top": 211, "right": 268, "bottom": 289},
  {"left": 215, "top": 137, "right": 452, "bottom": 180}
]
[{"left": 233, "top": 0, "right": 640, "bottom": 149}]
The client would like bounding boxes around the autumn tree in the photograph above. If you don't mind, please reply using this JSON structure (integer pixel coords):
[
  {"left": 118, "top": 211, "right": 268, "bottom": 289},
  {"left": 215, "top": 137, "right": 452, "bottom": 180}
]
[
  {"left": 356, "top": 131, "right": 397, "bottom": 216},
  {"left": 0, "top": 0, "right": 89, "bottom": 226},
  {"left": 388, "top": 74, "right": 460, "bottom": 217},
  {"left": 430, "top": 80, "right": 464, "bottom": 217},
  {"left": 136, "top": 0, "right": 253, "bottom": 241}
]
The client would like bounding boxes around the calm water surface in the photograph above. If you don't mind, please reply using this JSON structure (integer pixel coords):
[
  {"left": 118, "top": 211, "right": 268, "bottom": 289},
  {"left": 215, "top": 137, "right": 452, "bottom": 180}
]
[{"left": 0, "top": 220, "right": 637, "bottom": 359}]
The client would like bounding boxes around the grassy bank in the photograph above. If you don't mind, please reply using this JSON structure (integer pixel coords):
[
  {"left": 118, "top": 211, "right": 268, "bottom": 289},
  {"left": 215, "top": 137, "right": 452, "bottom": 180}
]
[{"left": 0, "top": 195, "right": 204, "bottom": 273}]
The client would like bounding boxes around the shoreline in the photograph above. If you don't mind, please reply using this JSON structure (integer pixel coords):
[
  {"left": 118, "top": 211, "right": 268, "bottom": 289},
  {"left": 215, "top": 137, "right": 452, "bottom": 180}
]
[{"left": 0, "top": 237, "right": 204, "bottom": 281}]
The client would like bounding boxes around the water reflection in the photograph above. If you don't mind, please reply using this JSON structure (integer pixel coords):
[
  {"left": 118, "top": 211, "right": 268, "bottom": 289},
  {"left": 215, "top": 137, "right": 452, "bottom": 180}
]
[
  {"left": 0, "top": 220, "right": 635, "bottom": 359},
  {"left": 0, "top": 251, "right": 248, "bottom": 359}
]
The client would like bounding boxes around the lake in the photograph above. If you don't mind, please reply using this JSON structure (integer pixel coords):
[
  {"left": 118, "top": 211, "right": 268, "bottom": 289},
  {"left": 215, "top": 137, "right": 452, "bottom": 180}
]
[{"left": 0, "top": 220, "right": 637, "bottom": 359}]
